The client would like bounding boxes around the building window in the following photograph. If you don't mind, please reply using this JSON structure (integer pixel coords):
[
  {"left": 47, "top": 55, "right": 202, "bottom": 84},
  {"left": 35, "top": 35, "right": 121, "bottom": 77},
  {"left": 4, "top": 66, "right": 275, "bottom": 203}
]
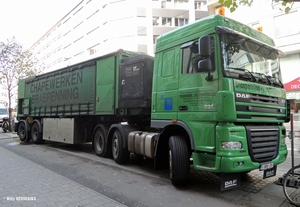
[
  {"left": 153, "top": 35, "right": 159, "bottom": 44},
  {"left": 175, "top": 18, "right": 188, "bottom": 26},
  {"left": 274, "top": 11, "right": 300, "bottom": 37},
  {"left": 195, "top": 2, "right": 204, "bottom": 9},
  {"left": 161, "top": 0, "right": 172, "bottom": 8},
  {"left": 162, "top": 17, "right": 172, "bottom": 26},
  {"left": 153, "top": 17, "right": 159, "bottom": 26}
]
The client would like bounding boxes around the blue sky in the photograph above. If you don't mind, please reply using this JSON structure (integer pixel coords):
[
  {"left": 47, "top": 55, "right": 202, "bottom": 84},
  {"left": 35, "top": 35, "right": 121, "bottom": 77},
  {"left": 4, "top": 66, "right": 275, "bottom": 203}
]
[{"left": 0, "top": 0, "right": 78, "bottom": 48}]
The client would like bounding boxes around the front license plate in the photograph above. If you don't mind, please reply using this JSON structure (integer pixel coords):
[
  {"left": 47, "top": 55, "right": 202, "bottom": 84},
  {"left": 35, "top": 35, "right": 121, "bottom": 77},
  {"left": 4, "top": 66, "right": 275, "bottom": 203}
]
[
  {"left": 263, "top": 166, "right": 277, "bottom": 179},
  {"left": 259, "top": 162, "right": 274, "bottom": 171}
]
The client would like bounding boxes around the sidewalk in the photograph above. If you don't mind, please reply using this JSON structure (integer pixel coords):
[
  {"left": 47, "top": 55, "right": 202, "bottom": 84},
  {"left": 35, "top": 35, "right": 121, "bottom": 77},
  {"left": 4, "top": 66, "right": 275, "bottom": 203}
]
[
  {"left": 0, "top": 132, "right": 297, "bottom": 207},
  {"left": 0, "top": 134, "right": 127, "bottom": 207}
]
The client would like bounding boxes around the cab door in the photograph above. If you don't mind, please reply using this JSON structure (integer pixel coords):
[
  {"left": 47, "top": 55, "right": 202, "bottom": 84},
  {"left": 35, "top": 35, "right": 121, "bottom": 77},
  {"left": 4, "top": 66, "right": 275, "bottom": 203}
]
[
  {"left": 178, "top": 36, "right": 218, "bottom": 114},
  {"left": 177, "top": 35, "right": 219, "bottom": 152},
  {"left": 152, "top": 48, "right": 179, "bottom": 121}
]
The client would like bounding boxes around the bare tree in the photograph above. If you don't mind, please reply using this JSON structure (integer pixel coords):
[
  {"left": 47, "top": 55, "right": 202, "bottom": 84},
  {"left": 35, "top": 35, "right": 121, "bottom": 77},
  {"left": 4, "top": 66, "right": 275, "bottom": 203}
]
[{"left": 0, "top": 37, "right": 43, "bottom": 131}]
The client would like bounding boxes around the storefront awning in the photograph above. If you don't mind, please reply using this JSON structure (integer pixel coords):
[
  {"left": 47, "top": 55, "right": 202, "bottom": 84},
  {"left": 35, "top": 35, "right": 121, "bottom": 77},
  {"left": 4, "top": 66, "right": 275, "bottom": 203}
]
[
  {"left": 284, "top": 77, "right": 300, "bottom": 100},
  {"left": 284, "top": 77, "right": 300, "bottom": 91}
]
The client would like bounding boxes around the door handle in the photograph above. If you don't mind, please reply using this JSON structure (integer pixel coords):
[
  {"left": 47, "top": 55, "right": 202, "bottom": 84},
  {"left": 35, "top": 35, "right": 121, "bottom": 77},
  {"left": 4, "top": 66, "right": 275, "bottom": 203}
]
[{"left": 179, "top": 105, "right": 188, "bottom": 111}]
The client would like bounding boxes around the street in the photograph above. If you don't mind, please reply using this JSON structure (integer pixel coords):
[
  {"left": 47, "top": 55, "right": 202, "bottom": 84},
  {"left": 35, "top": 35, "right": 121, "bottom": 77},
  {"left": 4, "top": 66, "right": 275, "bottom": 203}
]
[{"left": 0, "top": 131, "right": 299, "bottom": 207}]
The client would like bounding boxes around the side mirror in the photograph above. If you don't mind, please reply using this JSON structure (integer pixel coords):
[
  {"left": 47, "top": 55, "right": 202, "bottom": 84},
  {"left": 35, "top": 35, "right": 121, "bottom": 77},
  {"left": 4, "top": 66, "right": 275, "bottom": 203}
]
[
  {"left": 198, "top": 59, "right": 213, "bottom": 81},
  {"left": 198, "top": 35, "right": 213, "bottom": 81},
  {"left": 198, "top": 59, "right": 213, "bottom": 72},
  {"left": 198, "top": 35, "right": 211, "bottom": 57}
]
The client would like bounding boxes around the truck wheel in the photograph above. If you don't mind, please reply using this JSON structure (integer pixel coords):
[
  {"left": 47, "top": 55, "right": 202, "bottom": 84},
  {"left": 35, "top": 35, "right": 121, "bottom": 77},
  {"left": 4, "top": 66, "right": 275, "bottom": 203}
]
[
  {"left": 169, "top": 135, "right": 190, "bottom": 185},
  {"left": 93, "top": 127, "right": 109, "bottom": 157},
  {"left": 112, "top": 129, "right": 129, "bottom": 164},
  {"left": 18, "top": 121, "right": 29, "bottom": 142},
  {"left": 31, "top": 121, "right": 43, "bottom": 144}
]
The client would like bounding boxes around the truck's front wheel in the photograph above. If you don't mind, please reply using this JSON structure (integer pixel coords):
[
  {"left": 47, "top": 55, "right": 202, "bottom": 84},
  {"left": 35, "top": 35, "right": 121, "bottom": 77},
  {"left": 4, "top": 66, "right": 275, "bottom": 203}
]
[
  {"left": 112, "top": 129, "right": 129, "bottom": 164},
  {"left": 169, "top": 135, "right": 190, "bottom": 185}
]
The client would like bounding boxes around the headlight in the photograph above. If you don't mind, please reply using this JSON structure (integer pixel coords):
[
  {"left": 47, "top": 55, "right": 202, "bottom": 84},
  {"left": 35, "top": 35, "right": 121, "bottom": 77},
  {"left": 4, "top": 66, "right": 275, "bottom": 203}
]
[{"left": 222, "top": 141, "right": 242, "bottom": 149}]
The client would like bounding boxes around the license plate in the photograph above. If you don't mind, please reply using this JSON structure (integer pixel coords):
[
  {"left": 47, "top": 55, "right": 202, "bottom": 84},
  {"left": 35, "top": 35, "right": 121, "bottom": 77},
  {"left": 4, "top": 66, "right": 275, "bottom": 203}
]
[{"left": 259, "top": 162, "right": 274, "bottom": 171}]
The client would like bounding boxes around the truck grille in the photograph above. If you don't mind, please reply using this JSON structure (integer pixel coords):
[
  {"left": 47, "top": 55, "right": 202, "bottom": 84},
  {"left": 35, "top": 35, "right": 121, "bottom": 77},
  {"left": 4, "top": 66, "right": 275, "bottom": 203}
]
[
  {"left": 235, "top": 92, "right": 286, "bottom": 121},
  {"left": 245, "top": 126, "right": 279, "bottom": 162}
]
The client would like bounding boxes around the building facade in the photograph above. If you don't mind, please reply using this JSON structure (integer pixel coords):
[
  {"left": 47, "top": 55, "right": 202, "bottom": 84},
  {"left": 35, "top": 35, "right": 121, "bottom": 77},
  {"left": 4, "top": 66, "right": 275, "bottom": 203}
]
[{"left": 31, "top": 0, "right": 208, "bottom": 73}]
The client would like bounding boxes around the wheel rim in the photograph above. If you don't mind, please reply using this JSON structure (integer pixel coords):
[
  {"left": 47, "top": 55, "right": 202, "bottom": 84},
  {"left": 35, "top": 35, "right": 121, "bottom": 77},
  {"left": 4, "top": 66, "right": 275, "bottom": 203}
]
[
  {"left": 18, "top": 122, "right": 27, "bottom": 141},
  {"left": 95, "top": 131, "right": 104, "bottom": 153},
  {"left": 112, "top": 136, "right": 119, "bottom": 159},
  {"left": 20, "top": 123, "right": 25, "bottom": 137},
  {"left": 32, "top": 123, "right": 38, "bottom": 141}
]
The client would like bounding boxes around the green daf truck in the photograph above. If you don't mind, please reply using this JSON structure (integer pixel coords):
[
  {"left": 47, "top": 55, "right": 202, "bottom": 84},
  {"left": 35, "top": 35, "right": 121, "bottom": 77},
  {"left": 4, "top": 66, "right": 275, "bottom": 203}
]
[{"left": 16, "top": 14, "right": 289, "bottom": 190}]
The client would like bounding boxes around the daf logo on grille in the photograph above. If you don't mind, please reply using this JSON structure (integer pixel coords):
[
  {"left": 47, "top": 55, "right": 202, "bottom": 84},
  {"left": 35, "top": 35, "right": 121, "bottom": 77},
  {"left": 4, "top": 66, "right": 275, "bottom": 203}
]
[{"left": 236, "top": 93, "right": 250, "bottom": 99}]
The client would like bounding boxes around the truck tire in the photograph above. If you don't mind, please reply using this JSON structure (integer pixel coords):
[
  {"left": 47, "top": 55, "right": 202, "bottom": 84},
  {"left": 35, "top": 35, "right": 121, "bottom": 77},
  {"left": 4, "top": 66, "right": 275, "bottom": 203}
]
[
  {"left": 18, "top": 121, "right": 29, "bottom": 142},
  {"left": 112, "top": 129, "right": 129, "bottom": 164},
  {"left": 169, "top": 135, "right": 190, "bottom": 185},
  {"left": 31, "top": 121, "right": 43, "bottom": 144},
  {"left": 93, "top": 127, "right": 109, "bottom": 157}
]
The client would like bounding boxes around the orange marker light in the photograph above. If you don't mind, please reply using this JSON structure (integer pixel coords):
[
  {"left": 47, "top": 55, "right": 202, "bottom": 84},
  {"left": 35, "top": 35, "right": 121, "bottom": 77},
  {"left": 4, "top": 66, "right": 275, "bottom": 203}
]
[
  {"left": 257, "top": 26, "right": 263, "bottom": 32},
  {"left": 218, "top": 7, "right": 225, "bottom": 16}
]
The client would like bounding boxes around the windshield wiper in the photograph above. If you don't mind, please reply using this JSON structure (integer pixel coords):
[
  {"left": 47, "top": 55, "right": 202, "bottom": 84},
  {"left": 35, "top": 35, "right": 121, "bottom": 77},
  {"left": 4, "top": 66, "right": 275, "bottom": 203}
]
[
  {"left": 226, "top": 67, "right": 256, "bottom": 82},
  {"left": 267, "top": 76, "right": 283, "bottom": 87},
  {"left": 253, "top": 72, "right": 271, "bottom": 85}
]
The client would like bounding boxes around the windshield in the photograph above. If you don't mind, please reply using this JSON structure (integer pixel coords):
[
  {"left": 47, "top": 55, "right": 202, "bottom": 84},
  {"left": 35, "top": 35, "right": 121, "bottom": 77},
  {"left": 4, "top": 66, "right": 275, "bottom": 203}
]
[{"left": 220, "top": 33, "right": 283, "bottom": 87}]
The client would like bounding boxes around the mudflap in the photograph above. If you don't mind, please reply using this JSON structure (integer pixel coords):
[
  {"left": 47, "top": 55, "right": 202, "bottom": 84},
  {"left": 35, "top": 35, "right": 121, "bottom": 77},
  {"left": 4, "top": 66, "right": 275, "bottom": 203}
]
[
  {"left": 263, "top": 165, "right": 277, "bottom": 179},
  {"left": 221, "top": 173, "right": 241, "bottom": 191}
]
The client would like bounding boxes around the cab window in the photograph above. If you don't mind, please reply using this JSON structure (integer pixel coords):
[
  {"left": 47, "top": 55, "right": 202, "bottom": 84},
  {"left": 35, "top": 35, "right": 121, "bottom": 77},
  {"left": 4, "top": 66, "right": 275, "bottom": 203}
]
[{"left": 181, "top": 36, "right": 215, "bottom": 74}]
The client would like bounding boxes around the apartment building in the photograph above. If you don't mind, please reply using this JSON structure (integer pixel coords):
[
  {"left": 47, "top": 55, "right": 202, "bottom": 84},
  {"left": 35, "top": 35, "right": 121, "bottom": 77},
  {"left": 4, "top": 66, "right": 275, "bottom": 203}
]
[{"left": 31, "top": 0, "right": 208, "bottom": 72}]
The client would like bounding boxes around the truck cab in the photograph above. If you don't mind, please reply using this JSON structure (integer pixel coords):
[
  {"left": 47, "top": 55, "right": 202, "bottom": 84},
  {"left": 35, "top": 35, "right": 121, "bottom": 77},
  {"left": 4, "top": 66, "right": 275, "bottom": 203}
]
[{"left": 151, "top": 14, "right": 288, "bottom": 189}]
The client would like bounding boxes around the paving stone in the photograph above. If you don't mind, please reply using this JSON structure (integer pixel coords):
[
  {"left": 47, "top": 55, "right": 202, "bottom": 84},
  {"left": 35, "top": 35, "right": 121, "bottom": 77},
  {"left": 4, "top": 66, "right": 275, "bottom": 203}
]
[{"left": 0, "top": 145, "right": 127, "bottom": 207}]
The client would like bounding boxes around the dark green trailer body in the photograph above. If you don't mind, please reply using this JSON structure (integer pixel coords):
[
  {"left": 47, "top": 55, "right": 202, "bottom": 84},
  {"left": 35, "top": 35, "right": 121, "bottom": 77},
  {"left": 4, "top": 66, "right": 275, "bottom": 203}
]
[
  {"left": 18, "top": 61, "right": 96, "bottom": 116},
  {"left": 18, "top": 50, "right": 152, "bottom": 117},
  {"left": 17, "top": 50, "right": 154, "bottom": 143}
]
